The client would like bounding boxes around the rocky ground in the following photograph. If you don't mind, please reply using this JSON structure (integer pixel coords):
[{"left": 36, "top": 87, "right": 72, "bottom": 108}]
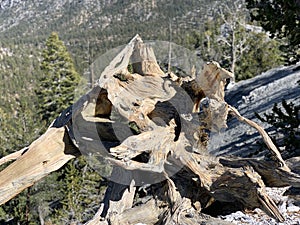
[
  {"left": 220, "top": 187, "right": 300, "bottom": 224},
  {"left": 209, "top": 63, "right": 300, "bottom": 158},
  {"left": 208, "top": 64, "right": 300, "bottom": 224}
]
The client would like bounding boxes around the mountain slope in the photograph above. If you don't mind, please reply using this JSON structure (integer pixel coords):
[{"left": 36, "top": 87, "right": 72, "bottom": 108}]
[
  {"left": 0, "top": 0, "right": 219, "bottom": 105},
  {"left": 0, "top": 0, "right": 216, "bottom": 47}
]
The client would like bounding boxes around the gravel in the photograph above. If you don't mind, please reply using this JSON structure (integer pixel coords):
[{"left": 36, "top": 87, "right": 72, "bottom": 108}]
[{"left": 220, "top": 187, "right": 300, "bottom": 224}]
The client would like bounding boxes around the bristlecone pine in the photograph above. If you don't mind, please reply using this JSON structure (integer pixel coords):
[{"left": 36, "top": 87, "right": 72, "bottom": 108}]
[{"left": 0, "top": 35, "right": 299, "bottom": 225}]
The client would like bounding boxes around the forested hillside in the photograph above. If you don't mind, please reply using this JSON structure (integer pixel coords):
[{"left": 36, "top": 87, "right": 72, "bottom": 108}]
[
  {"left": 0, "top": 0, "right": 286, "bottom": 111},
  {"left": 0, "top": 0, "right": 298, "bottom": 224},
  {"left": 0, "top": 0, "right": 217, "bottom": 66},
  {"left": 0, "top": 1, "right": 226, "bottom": 223},
  {"left": 0, "top": 0, "right": 218, "bottom": 111}
]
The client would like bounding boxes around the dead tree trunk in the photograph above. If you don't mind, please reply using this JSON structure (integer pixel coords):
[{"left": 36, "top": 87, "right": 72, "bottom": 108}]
[{"left": 0, "top": 35, "right": 299, "bottom": 224}]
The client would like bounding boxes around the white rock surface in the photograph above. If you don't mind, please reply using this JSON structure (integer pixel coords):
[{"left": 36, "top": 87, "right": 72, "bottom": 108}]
[{"left": 209, "top": 64, "right": 300, "bottom": 158}]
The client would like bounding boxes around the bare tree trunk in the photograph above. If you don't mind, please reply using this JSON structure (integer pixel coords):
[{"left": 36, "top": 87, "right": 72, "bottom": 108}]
[
  {"left": 231, "top": 29, "right": 236, "bottom": 80},
  {"left": 38, "top": 206, "right": 45, "bottom": 225}
]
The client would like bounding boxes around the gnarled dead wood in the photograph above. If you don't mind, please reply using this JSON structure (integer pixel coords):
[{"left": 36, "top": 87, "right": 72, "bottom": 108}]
[
  {"left": 219, "top": 157, "right": 300, "bottom": 187},
  {"left": 227, "top": 104, "right": 289, "bottom": 171},
  {"left": 0, "top": 127, "right": 79, "bottom": 205},
  {"left": 0, "top": 35, "right": 298, "bottom": 224}
]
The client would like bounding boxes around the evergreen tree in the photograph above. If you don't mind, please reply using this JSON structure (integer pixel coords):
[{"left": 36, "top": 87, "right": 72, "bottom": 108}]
[
  {"left": 235, "top": 32, "right": 284, "bottom": 81},
  {"left": 256, "top": 99, "right": 300, "bottom": 159},
  {"left": 31, "top": 32, "right": 104, "bottom": 224},
  {"left": 246, "top": 0, "right": 300, "bottom": 64},
  {"left": 0, "top": 97, "right": 41, "bottom": 224},
  {"left": 36, "top": 32, "right": 80, "bottom": 124},
  {"left": 184, "top": 0, "right": 284, "bottom": 81},
  {"left": 51, "top": 157, "right": 104, "bottom": 224}
]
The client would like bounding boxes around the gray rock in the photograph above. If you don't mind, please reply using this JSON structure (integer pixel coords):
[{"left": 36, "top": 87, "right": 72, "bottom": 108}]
[
  {"left": 209, "top": 64, "right": 300, "bottom": 158},
  {"left": 211, "top": 64, "right": 300, "bottom": 224}
]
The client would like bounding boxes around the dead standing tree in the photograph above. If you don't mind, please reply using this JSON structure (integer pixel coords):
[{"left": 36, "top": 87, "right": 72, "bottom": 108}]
[{"left": 0, "top": 35, "right": 299, "bottom": 224}]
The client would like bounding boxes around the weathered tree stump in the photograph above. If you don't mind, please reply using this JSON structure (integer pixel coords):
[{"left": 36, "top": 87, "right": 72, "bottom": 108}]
[{"left": 0, "top": 35, "right": 299, "bottom": 224}]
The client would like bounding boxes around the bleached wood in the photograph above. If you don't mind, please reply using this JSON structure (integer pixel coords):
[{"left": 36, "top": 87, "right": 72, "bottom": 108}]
[
  {"left": 228, "top": 104, "right": 290, "bottom": 172},
  {"left": 0, "top": 147, "right": 28, "bottom": 167},
  {"left": 0, "top": 127, "right": 78, "bottom": 205},
  {"left": 0, "top": 35, "right": 297, "bottom": 224}
]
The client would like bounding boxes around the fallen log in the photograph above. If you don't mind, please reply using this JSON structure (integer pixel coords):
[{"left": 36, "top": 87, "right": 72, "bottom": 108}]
[{"left": 0, "top": 35, "right": 299, "bottom": 224}]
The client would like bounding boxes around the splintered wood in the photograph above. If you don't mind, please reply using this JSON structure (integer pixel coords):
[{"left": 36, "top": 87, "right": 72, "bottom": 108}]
[{"left": 0, "top": 35, "right": 299, "bottom": 224}]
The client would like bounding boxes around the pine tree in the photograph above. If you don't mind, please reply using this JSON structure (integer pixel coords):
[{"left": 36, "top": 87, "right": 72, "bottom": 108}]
[
  {"left": 246, "top": 0, "right": 300, "bottom": 64},
  {"left": 32, "top": 32, "right": 104, "bottom": 224},
  {"left": 256, "top": 99, "right": 300, "bottom": 158},
  {"left": 36, "top": 32, "right": 80, "bottom": 124},
  {"left": 31, "top": 32, "right": 83, "bottom": 223},
  {"left": 235, "top": 32, "right": 284, "bottom": 81},
  {"left": 51, "top": 157, "right": 104, "bottom": 224},
  {"left": 0, "top": 98, "right": 41, "bottom": 224},
  {"left": 184, "top": 0, "right": 284, "bottom": 81}
]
